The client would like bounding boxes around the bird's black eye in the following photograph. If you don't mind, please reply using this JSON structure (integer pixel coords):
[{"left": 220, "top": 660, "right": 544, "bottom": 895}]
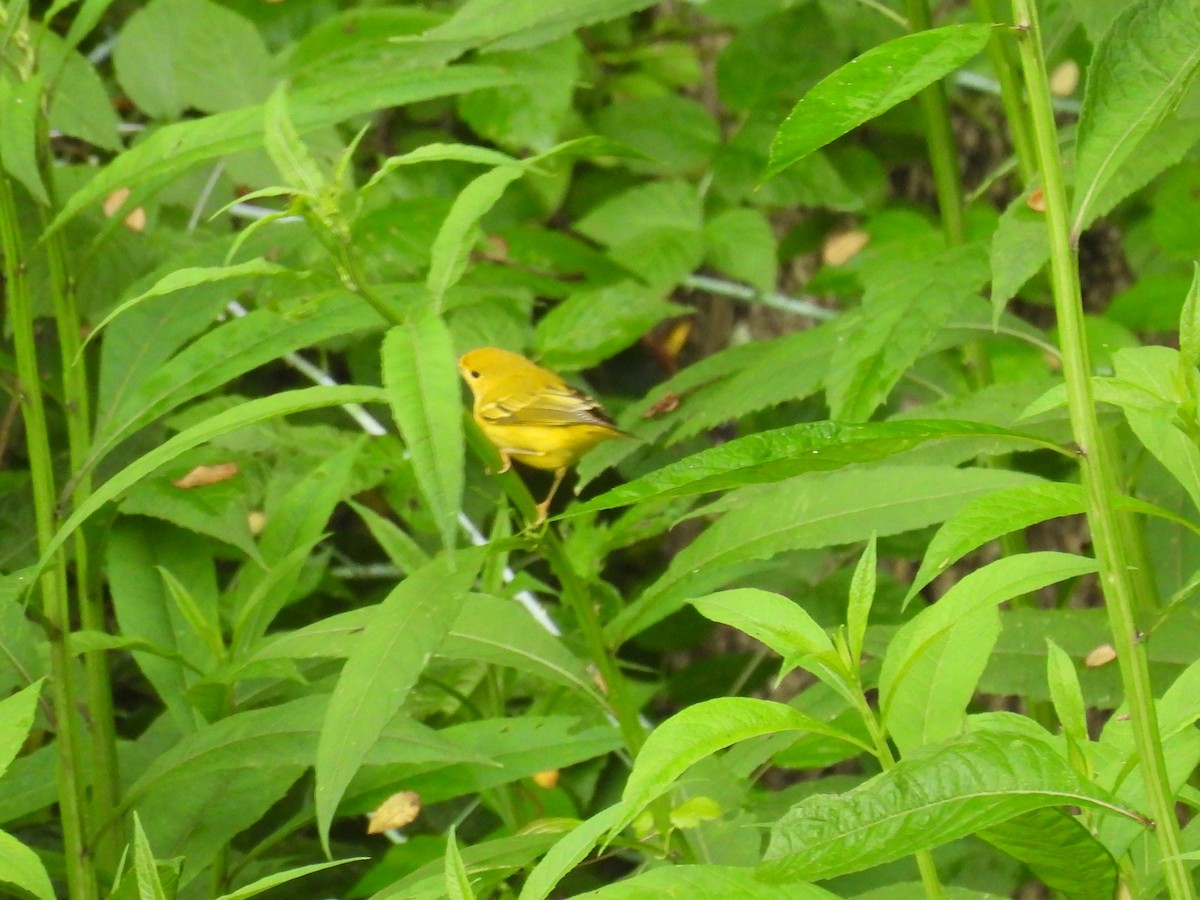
[{"left": 470, "top": 370, "right": 481, "bottom": 379}]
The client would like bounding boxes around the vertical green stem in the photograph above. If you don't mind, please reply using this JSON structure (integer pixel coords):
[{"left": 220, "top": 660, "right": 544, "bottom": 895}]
[
  {"left": 45, "top": 226, "right": 121, "bottom": 873},
  {"left": 905, "top": 0, "right": 967, "bottom": 246},
  {"left": 970, "top": 0, "right": 1037, "bottom": 183},
  {"left": 0, "top": 176, "right": 98, "bottom": 900},
  {"left": 1010, "top": 3, "right": 1194, "bottom": 897}
]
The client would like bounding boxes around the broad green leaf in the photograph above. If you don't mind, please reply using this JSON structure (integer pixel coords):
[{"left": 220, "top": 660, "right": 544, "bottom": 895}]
[
  {"left": 607, "top": 698, "right": 866, "bottom": 839},
  {"left": 213, "top": 859, "right": 363, "bottom": 900},
  {"left": 703, "top": 207, "right": 778, "bottom": 294},
  {"left": 40, "top": 32, "right": 121, "bottom": 149},
  {"left": 112, "top": 0, "right": 273, "bottom": 118},
  {"left": 107, "top": 522, "right": 213, "bottom": 733},
  {"left": 133, "top": 813, "right": 169, "bottom": 900},
  {"left": 518, "top": 807, "right": 624, "bottom": 900},
  {"left": 535, "top": 281, "right": 684, "bottom": 371},
  {"left": 1071, "top": 0, "right": 1200, "bottom": 231},
  {"left": 383, "top": 313, "right": 464, "bottom": 549},
  {"left": 692, "top": 589, "right": 834, "bottom": 661},
  {"left": 767, "top": 25, "right": 993, "bottom": 177},
  {"left": 759, "top": 729, "right": 1140, "bottom": 882},
  {"left": 979, "top": 809, "right": 1119, "bottom": 900},
  {"left": 0, "top": 680, "right": 43, "bottom": 778},
  {"left": 612, "top": 465, "right": 1043, "bottom": 641},
  {"left": 575, "top": 420, "right": 1061, "bottom": 515},
  {"left": 593, "top": 94, "right": 720, "bottom": 176},
  {"left": 881, "top": 553, "right": 1099, "bottom": 753},
  {"left": 0, "top": 829, "right": 55, "bottom": 900},
  {"left": 458, "top": 36, "right": 581, "bottom": 150},
  {"left": 575, "top": 866, "right": 837, "bottom": 899},
  {"left": 440, "top": 595, "right": 600, "bottom": 700},
  {"left": 828, "top": 244, "right": 989, "bottom": 421},
  {"left": 904, "top": 482, "right": 1087, "bottom": 605},
  {"left": 46, "top": 65, "right": 516, "bottom": 238},
  {"left": 575, "top": 180, "right": 702, "bottom": 245},
  {"left": 0, "top": 74, "right": 49, "bottom": 204},
  {"left": 365, "top": 142, "right": 520, "bottom": 192},
  {"left": 411, "top": 0, "right": 660, "bottom": 53},
  {"left": 445, "top": 827, "right": 474, "bottom": 900},
  {"left": 36, "top": 385, "right": 387, "bottom": 574},
  {"left": 0, "top": 592, "right": 44, "bottom": 694},
  {"left": 428, "top": 164, "right": 525, "bottom": 309},
  {"left": 315, "top": 548, "right": 486, "bottom": 852},
  {"left": 1114, "top": 346, "right": 1200, "bottom": 508},
  {"left": 92, "top": 299, "right": 384, "bottom": 470}
]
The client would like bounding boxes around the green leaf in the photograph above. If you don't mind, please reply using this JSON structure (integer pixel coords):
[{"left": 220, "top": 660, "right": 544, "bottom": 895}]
[
  {"left": 46, "top": 65, "right": 516, "bottom": 238},
  {"left": 40, "top": 32, "right": 121, "bottom": 150},
  {"left": 348, "top": 500, "right": 430, "bottom": 574},
  {"left": 445, "top": 827, "right": 474, "bottom": 900},
  {"left": 517, "top": 807, "right": 624, "bottom": 900},
  {"left": 92, "top": 299, "right": 384, "bottom": 469},
  {"left": 593, "top": 94, "right": 720, "bottom": 175},
  {"left": 703, "top": 208, "right": 778, "bottom": 294},
  {"left": 1046, "top": 639, "right": 1092, "bottom": 774},
  {"left": 440, "top": 595, "right": 600, "bottom": 699},
  {"left": 263, "top": 84, "right": 325, "bottom": 197},
  {"left": 458, "top": 36, "right": 581, "bottom": 150},
  {"left": 612, "top": 465, "right": 1044, "bottom": 641},
  {"left": 315, "top": 548, "right": 486, "bottom": 852},
  {"left": 213, "top": 859, "right": 363, "bottom": 900},
  {"left": 880, "top": 553, "right": 1099, "bottom": 753},
  {"left": 112, "top": 0, "right": 273, "bottom": 118},
  {"left": 535, "top": 281, "right": 684, "bottom": 371},
  {"left": 1179, "top": 262, "right": 1200, "bottom": 371},
  {"left": 575, "top": 419, "right": 1062, "bottom": 514},
  {"left": 828, "top": 243, "right": 990, "bottom": 421},
  {"left": 39, "top": 385, "right": 387, "bottom": 576},
  {"left": 428, "top": 165, "right": 525, "bottom": 309},
  {"left": 411, "top": 0, "right": 660, "bottom": 53},
  {"left": 133, "top": 813, "right": 169, "bottom": 900},
  {"left": 692, "top": 589, "right": 834, "bottom": 661},
  {"left": 904, "top": 482, "right": 1087, "bottom": 605},
  {"left": 767, "top": 25, "right": 993, "bottom": 177},
  {"left": 383, "top": 313, "right": 464, "bottom": 550},
  {"left": 85, "top": 260, "right": 290, "bottom": 352},
  {"left": 759, "top": 729, "right": 1140, "bottom": 883},
  {"left": 607, "top": 698, "right": 866, "bottom": 839},
  {"left": 0, "top": 830, "right": 55, "bottom": 900},
  {"left": 978, "top": 808, "right": 1119, "bottom": 900},
  {"left": 0, "top": 74, "right": 49, "bottom": 204},
  {"left": 0, "top": 680, "right": 43, "bottom": 778},
  {"left": 1071, "top": 0, "right": 1200, "bottom": 231},
  {"left": 846, "top": 535, "right": 877, "bottom": 672},
  {"left": 574, "top": 866, "right": 838, "bottom": 899}
]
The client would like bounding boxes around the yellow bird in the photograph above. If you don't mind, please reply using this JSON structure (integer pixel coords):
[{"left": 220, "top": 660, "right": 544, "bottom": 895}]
[{"left": 458, "top": 347, "right": 630, "bottom": 523}]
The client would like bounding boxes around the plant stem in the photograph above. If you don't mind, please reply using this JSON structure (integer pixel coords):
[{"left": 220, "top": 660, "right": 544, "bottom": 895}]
[
  {"left": 852, "top": 689, "right": 942, "bottom": 896},
  {"left": 970, "top": 0, "right": 1037, "bottom": 184},
  {"left": 905, "top": 0, "right": 966, "bottom": 246},
  {"left": 1010, "top": 3, "right": 1194, "bottom": 897},
  {"left": 0, "top": 174, "right": 98, "bottom": 900},
  {"left": 45, "top": 223, "right": 122, "bottom": 874}
]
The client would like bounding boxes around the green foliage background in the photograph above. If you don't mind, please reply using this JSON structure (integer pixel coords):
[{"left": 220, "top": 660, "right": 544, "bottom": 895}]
[{"left": 1, "top": 0, "right": 1199, "bottom": 897}]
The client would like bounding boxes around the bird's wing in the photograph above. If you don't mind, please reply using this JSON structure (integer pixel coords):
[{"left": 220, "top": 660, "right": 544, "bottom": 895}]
[{"left": 479, "top": 383, "right": 621, "bottom": 430}]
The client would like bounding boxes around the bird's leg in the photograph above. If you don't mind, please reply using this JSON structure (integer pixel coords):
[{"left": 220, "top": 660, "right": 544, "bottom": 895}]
[
  {"left": 487, "top": 449, "right": 513, "bottom": 476},
  {"left": 535, "top": 467, "right": 568, "bottom": 524}
]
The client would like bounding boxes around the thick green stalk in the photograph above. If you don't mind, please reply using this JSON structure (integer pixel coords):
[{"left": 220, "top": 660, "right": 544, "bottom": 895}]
[
  {"left": 905, "top": 0, "right": 966, "bottom": 246},
  {"left": 0, "top": 175, "right": 98, "bottom": 900},
  {"left": 1009, "top": 3, "right": 1194, "bottom": 897},
  {"left": 45, "top": 225, "right": 121, "bottom": 873}
]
